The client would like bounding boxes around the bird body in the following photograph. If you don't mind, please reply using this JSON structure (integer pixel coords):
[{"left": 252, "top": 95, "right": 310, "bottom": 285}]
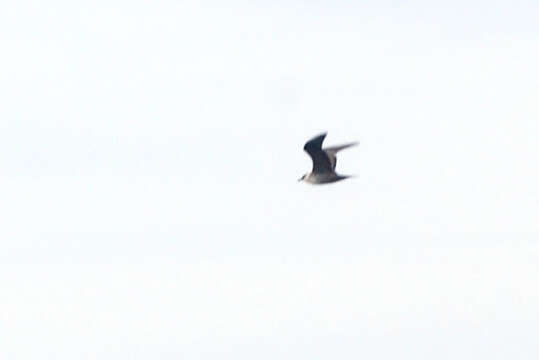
[
  {"left": 301, "top": 172, "right": 351, "bottom": 184},
  {"left": 299, "top": 132, "right": 358, "bottom": 184}
]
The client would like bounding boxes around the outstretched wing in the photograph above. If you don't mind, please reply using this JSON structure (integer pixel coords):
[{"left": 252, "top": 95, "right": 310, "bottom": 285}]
[
  {"left": 324, "top": 142, "right": 358, "bottom": 169},
  {"left": 303, "top": 132, "right": 333, "bottom": 174}
]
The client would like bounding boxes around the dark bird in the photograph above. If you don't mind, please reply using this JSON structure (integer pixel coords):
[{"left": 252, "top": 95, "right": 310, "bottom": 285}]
[{"left": 299, "top": 132, "right": 358, "bottom": 184}]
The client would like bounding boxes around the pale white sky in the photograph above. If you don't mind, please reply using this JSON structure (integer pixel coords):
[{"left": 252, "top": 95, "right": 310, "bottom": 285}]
[{"left": 1, "top": 1, "right": 539, "bottom": 359}]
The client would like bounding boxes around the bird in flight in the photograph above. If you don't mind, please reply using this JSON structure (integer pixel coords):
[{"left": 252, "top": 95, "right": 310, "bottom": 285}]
[{"left": 299, "top": 132, "right": 358, "bottom": 184}]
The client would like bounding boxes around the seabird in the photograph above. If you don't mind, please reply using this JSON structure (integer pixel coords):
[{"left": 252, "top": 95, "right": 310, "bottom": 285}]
[{"left": 299, "top": 132, "right": 358, "bottom": 184}]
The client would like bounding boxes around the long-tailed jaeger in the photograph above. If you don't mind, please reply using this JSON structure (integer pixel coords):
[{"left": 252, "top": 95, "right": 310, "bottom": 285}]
[{"left": 299, "top": 132, "right": 358, "bottom": 184}]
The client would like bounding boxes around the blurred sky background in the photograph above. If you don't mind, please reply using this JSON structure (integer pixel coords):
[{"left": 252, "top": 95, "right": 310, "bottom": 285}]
[{"left": 1, "top": 0, "right": 539, "bottom": 359}]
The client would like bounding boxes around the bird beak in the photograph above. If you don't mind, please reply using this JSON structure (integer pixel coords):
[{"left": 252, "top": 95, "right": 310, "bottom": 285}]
[{"left": 298, "top": 177, "right": 302, "bottom": 182}]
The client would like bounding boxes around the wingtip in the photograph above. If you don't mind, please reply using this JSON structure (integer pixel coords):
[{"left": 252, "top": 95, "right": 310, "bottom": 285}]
[
  {"left": 312, "top": 131, "right": 328, "bottom": 139},
  {"left": 304, "top": 132, "right": 328, "bottom": 149}
]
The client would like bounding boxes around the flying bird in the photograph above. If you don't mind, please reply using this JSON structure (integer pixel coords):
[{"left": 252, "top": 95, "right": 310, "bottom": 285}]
[{"left": 299, "top": 132, "right": 358, "bottom": 184}]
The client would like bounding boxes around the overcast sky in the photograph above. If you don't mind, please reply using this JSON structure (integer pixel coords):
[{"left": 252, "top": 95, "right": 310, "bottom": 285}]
[{"left": 1, "top": 1, "right": 539, "bottom": 359}]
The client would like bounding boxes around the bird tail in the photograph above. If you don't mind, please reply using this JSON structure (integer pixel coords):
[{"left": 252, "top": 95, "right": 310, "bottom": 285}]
[{"left": 335, "top": 174, "right": 356, "bottom": 182}]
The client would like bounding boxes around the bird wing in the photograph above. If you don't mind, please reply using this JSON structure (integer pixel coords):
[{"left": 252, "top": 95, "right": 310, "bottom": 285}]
[
  {"left": 324, "top": 142, "right": 358, "bottom": 169},
  {"left": 303, "top": 133, "right": 333, "bottom": 173}
]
